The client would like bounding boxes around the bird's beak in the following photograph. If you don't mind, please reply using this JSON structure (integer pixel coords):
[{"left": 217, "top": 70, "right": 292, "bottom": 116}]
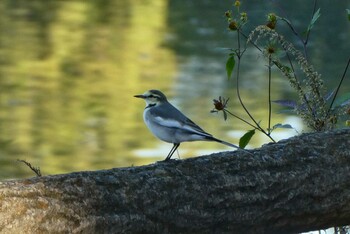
[{"left": 134, "top": 94, "right": 146, "bottom": 99}]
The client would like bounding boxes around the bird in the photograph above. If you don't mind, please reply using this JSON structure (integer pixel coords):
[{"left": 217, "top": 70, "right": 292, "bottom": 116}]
[{"left": 134, "top": 89, "right": 251, "bottom": 161}]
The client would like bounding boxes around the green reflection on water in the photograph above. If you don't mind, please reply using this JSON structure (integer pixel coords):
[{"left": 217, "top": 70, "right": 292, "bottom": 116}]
[{"left": 0, "top": 0, "right": 175, "bottom": 179}]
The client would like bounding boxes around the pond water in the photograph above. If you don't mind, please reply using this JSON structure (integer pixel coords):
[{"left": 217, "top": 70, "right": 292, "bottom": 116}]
[{"left": 0, "top": 0, "right": 349, "bottom": 179}]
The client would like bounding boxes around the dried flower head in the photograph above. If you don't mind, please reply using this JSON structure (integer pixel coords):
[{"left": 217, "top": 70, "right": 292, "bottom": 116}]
[
  {"left": 228, "top": 21, "right": 238, "bottom": 31},
  {"left": 211, "top": 96, "right": 230, "bottom": 120},
  {"left": 266, "top": 45, "right": 275, "bottom": 54},
  {"left": 266, "top": 21, "right": 276, "bottom": 29},
  {"left": 266, "top": 13, "right": 277, "bottom": 29}
]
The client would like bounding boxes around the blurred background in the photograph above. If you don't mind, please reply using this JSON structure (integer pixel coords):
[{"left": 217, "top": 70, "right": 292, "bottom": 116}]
[{"left": 0, "top": 0, "right": 349, "bottom": 179}]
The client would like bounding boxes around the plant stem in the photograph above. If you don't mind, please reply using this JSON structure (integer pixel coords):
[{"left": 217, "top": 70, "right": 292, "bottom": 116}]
[
  {"left": 226, "top": 109, "right": 275, "bottom": 142},
  {"left": 235, "top": 31, "right": 251, "bottom": 122},
  {"left": 278, "top": 0, "right": 318, "bottom": 60},
  {"left": 224, "top": 109, "right": 257, "bottom": 130},
  {"left": 327, "top": 56, "right": 350, "bottom": 116},
  {"left": 268, "top": 55, "right": 272, "bottom": 133},
  {"left": 304, "top": 0, "right": 318, "bottom": 48},
  {"left": 235, "top": 32, "right": 257, "bottom": 126},
  {"left": 235, "top": 29, "right": 276, "bottom": 143}
]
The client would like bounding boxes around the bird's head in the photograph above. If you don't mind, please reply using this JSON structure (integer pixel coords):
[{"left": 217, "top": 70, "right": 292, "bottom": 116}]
[{"left": 134, "top": 90, "right": 168, "bottom": 106}]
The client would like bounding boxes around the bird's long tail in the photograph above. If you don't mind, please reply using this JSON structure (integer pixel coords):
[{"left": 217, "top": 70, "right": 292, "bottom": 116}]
[
  {"left": 209, "top": 137, "right": 254, "bottom": 155},
  {"left": 214, "top": 138, "right": 240, "bottom": 149}
]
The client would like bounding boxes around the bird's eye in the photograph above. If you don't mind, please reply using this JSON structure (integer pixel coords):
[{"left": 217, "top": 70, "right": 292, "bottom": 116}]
[{"left": 148, "top": 95, "right": 155, "bottom": 98}]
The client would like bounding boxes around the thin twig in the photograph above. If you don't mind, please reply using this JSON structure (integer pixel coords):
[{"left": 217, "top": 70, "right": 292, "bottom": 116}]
[
  {"left": 236, "top": 29, "right": 276, "bottom": 142},
  {"left": 277, "top": 0, "right": 318, "bottom": 60},
  {"left": 235, "top": 30, "right": 253, "bottom": 122},
  {"left": 224, "top": 109, "right": 257, "bottom": 130},
  {"left": 304, "top": 0, "right": 318, "bottom": 47},
  {"left": 17, "top": 159, "right": 42, "bottom": 177},
  {"left": 327, "top": 56, "right": 350, "bottom": 116},
  {"left": 268, "top": 55, "right": 272, "bottom": 132}
]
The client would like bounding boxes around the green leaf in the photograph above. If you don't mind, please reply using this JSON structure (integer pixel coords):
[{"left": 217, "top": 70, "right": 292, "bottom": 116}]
[
  {"left": 226, "top": 55, "right": 235, "bottom": 80},
  {"left": 223, "top": 111, "right": 227, "bottom": 121},
  {"left": 239, "top": 129, "right": 255, "bottom": 149},
  {"left": 347, "top": 9, "right": 350, "bottom": 21},
  {"left": 307, "top": 8, "right": 321, "bottom": 32}
]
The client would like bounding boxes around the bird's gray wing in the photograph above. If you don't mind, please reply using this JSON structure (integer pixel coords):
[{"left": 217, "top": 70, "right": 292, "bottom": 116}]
[{"left": 149, "top": 103, "right": 213, "bottom": 137}]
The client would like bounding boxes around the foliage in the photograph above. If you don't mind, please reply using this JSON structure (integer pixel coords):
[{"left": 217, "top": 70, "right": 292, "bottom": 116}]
[
  {"left": 239, "top": 129, "right": 255, "bottom": 149},
  {"left": 211, "top": 0, "right": 350, "bottom": 148}
]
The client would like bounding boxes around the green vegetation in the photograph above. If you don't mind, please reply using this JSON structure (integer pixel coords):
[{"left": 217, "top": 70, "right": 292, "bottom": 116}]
[{"left": 212, "top": 0, "right": 350, "bottom": 146}]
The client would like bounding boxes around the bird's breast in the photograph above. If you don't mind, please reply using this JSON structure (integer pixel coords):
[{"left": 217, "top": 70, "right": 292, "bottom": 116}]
[{"left": 143, "top": 108, "right": 175, "bottom": 143}]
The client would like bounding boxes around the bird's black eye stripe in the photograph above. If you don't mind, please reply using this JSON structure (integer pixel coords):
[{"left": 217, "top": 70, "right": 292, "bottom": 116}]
[{"left": 148, "top": 94, "right": 157, "bottom": 98}]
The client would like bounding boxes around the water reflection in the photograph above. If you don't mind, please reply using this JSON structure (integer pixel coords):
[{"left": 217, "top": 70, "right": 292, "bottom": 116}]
[{"left": 0, "top": 0, "right": 348, "bottom": 179}]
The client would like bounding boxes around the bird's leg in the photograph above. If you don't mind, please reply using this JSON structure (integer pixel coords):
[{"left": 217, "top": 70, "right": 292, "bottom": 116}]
[{"left": 165, "top": 143, "right": 180, "bottom": 161}]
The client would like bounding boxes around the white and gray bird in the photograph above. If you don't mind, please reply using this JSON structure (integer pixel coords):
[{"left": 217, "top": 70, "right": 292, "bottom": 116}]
[{"left": 135, "top": 89, "right": 250, "bottom": 161}]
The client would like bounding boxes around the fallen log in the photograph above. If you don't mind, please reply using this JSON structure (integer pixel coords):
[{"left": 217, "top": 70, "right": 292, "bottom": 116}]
[{"left": 0, "top": 129, "right": 350, "bottom": 233}]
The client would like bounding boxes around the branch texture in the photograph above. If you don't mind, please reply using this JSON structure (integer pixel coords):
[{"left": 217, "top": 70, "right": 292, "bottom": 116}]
[{"left": 1, "top": 129, "right": 350, "bottom": 233}]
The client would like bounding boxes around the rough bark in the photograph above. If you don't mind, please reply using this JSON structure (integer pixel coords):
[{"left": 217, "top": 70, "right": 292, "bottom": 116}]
[{"left": 0, "top": 129, "right": 350, "bottom": 233}]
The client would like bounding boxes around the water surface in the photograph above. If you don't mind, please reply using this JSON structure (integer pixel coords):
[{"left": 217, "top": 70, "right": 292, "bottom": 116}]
[{"left": 0, "top": 0, "right": 349, "bottom": 179}]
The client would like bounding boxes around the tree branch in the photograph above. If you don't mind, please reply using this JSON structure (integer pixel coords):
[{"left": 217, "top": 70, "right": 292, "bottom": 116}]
[{"left": 1, "top": 129, "right": 350, "bottom": 233}]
